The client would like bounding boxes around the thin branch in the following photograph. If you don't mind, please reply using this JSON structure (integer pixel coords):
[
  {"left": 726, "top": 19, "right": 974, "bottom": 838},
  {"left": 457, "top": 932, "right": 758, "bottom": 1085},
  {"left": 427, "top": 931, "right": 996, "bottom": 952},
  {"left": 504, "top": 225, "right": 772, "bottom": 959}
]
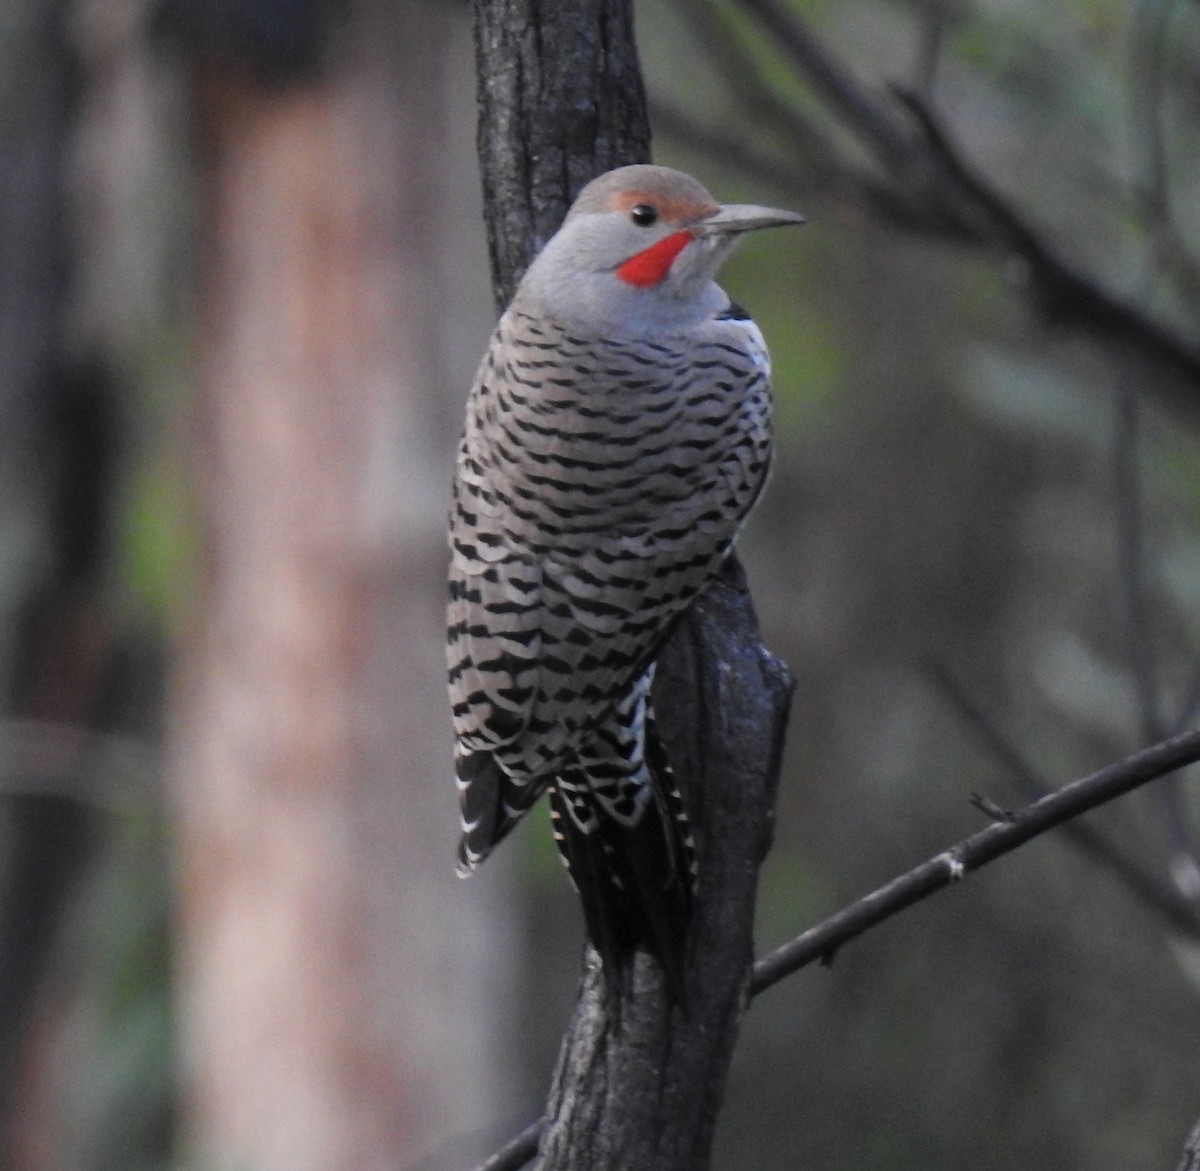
[
  {"left": 471, "top": 1121, "right": 542, "bottom": 1171},
  {"left": 1111, "top": 385, "right": 1200, "bottom": 895},
  {"left": 1126, "top": 0, "right": 1200, "bottom": 309},
  {"left": 924, "top": 664, "right": 1047, "bottom": 798},
  {"left": 893, "top": 87, "right": 1200, "bottom": 417},
  {"left": 651, "top": 103, "right": 948, "bottom": 236},
  {"left": 731, "top": 0, "right": 921, "bottom": 175},
  {"left": 679, "top": 0, "right": 836, "bottom": 173},
  {"left": 926, "top": 662, "right": 1200, "bottom": 936},
  {"left": 1125, "top": 3, "right": 1200, "bottom": 307},
  {"left": 699, "top": 0, "right": 1200, "bottom": 418},
  {"left": 650, "top": 104, "right": 819, "bottom": 198},
  {"left": 1110, "top": 377, "right": 1200, "bottom": 899},
  {"left": 1130, "top": 0, "right": 1175, "bottom": 236},
  {"left": 1122, "top": 0, "right": 1200, "bottom": 325},
  {"left": 750, "top": 726, "right": 1200, "bottom": 996},
  {"left": 469, "top": 726, "right": 1200, "bottom": 1169},
  {"left": 662, "top": 1, "right": 967, "bottom": 235},
  {"left": 912, "top": 1, "right": 949, "bottom": 97},
  {"left": 1172, "top": 661, "right": 1200, "bottom": 734},
  {"left": 650, "top": 103, "right": 900, "bottom": 224}
]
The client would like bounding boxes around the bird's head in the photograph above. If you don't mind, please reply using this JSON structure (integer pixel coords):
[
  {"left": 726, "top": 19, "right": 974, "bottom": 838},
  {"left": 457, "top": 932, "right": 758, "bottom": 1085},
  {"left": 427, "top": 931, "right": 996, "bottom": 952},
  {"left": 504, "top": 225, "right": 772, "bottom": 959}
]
[{"left": 515, "top": 165, "right": 804, "bottom": 333}]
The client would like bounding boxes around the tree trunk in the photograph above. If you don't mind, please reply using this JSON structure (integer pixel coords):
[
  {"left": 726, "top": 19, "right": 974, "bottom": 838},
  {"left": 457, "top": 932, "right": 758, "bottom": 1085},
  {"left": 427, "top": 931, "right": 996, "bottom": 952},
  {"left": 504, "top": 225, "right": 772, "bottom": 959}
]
[
  {"left": 0, "top": 4, "right": 121, "bottom": 1162},
  {"left": 472, "top": 4, "right": 795, "bottom": 1168},
  {"left": 171, "top": 4, "right": 514, "bottom": 1169},
  {"left": 472, "top": 0, "right": 651, "bottom": 308}
]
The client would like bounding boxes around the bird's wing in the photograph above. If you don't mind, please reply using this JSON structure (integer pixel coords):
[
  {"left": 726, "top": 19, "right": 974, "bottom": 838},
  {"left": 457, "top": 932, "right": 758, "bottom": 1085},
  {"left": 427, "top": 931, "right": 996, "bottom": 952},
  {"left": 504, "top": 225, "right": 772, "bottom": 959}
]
[
  {"left": 447, "top": 513, "right": 547, "bottom": 870},
  {"left": 447, "top": 523, "right": 709, "bottom": 873}
]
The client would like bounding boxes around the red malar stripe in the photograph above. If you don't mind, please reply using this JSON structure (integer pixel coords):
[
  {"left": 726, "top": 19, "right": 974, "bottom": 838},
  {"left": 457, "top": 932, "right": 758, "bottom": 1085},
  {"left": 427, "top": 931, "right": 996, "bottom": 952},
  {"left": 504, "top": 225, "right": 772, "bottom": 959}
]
[{"left": 615, "top": 230, "right": 694, "bottom": 287}]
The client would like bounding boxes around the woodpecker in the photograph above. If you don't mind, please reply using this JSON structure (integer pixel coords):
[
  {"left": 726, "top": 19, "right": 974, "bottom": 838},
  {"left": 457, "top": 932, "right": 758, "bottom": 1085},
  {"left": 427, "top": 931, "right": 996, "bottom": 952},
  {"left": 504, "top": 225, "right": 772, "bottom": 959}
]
[{"left": 448, "top": 164, "right": 802, "bottom": 996}]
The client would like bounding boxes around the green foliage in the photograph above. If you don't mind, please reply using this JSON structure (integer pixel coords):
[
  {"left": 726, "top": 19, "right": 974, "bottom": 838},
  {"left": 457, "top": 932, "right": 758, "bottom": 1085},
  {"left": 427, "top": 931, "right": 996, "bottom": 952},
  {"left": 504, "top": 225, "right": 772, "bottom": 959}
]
[{"left": 118, "top": 330, "right": 195, "bottom": 627}]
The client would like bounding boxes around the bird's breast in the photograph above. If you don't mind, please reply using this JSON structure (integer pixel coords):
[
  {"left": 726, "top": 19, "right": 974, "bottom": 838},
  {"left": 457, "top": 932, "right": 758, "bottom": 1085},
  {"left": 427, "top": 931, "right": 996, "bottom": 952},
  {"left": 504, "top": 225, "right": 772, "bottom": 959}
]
[{"left": 464, "top": 312, "right": 772, "bottom": 547}]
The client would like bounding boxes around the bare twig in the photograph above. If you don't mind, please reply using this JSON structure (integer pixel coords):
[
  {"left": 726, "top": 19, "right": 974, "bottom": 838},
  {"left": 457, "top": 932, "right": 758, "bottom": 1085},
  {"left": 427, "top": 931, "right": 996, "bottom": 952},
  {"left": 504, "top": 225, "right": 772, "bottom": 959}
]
[
  {"left": 1130, "top": 0, "right": 1175, "bottom": 236},
  {"left": 679, "top": 1, "right": 836, "bottom": 173},
  {"left": 924, "top": 664, "right": 1047, "bottom": 799},
  {"left": 1111, "top": 376, "right": 1200, "bottom": 899},
  {"left": 470, "top": 726, "right": 1200, "bottom": 1168},
  {"left": 731, "top": 0, "right": 920, "bottom": 175},
  {"left": 900, "top": 88, "right": 1200, "bottom": 419},
  {"left": 1172, "top": 662, "right": 1200, "bottom": 734},
  {"left": 691, "top": 0, "right": 1200, "bottom": 419},
  {"left": 471, "top": 1121, "right": 543, "bottom": 1171},
  {"left": 750, "top": 726, "right": 1200, "bottom": 995},
  {"left": 1125, "top": 1, "right": 1200, "bottom": 306},
  {"left": 912, "top": 1, "right": 949, "bottom": 96},
  {"left": 651, "top": 103, "right": 942, "bottom": 235},
  {"left": 1114, "top": 389, "right": 1164, "bottom": 744},
  {"left": 927, "top": 663, "right": 1200, "bottom": 936},
  {"left": 650, "top": 104, "right": 819, "bottom": 200}
]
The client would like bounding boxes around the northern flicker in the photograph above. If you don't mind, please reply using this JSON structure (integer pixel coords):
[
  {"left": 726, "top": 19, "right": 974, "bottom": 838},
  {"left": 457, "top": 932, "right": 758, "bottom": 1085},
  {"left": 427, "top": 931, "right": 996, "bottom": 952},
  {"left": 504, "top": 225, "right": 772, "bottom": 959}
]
[{"left": 448, "top": 164, "right": 802, "bottom": 996}]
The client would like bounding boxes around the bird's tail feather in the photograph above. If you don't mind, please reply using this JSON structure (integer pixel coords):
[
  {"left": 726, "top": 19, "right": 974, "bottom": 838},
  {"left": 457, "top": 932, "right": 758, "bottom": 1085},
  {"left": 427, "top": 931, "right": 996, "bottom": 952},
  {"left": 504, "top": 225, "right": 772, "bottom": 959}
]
[
  {"left": 455, "top": 748, "right": 541, "bottom": 875},
  {"left": 549, "top": 735, "right": 695, "bottom": 1007}
]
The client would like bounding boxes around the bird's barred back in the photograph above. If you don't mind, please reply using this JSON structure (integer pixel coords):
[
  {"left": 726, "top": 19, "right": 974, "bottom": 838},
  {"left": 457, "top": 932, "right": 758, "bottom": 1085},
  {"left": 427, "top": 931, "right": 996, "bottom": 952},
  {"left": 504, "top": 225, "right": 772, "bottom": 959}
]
[{"left": 447, "top": 305, "right": 771, "bottom": 794}]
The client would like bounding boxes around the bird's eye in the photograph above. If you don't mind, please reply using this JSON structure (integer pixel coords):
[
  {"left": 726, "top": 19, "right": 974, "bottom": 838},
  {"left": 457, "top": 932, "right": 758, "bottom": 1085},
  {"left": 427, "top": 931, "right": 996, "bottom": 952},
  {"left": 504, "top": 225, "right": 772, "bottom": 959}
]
[{"left": 630, "top": 204, "right": 658, "bottom": 227}]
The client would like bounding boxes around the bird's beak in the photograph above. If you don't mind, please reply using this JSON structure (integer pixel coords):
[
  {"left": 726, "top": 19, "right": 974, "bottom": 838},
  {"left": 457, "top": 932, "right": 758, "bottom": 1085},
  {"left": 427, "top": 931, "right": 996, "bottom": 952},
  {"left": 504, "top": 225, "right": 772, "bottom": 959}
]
[{"left": 694, "top": 203, "right": 806, "bottom": 236}]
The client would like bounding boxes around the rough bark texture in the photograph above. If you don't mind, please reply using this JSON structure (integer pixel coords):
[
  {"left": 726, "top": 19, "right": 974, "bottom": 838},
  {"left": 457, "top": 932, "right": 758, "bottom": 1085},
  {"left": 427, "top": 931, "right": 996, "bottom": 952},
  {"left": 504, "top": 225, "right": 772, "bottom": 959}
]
[
  {"left": 473, "top": 4, "right": 795, "bottom": 1168},
  {"left": 472, "top": 0, "right": 651, "bottom": 307}
]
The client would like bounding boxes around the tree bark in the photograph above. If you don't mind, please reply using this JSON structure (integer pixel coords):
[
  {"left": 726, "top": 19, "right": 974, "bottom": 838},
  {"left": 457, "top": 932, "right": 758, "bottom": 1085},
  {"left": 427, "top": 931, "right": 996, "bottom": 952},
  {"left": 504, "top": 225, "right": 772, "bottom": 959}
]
[
  {"left": 472, "top": 5, "right": 795, "bottom": 1168},
  {"left": 472, "top": 0, "right": 651, "bottom": 307}
]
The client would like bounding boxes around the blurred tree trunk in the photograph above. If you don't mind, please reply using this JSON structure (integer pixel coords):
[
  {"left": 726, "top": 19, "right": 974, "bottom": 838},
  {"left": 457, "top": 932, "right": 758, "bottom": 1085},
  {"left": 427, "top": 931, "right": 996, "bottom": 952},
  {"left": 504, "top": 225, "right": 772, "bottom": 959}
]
[
  {"left": 0, "top": 3, "right": 126, "bottom": 1164},
  {"left": 171, "top": 3, "right": 514, "bottom": 1169}
]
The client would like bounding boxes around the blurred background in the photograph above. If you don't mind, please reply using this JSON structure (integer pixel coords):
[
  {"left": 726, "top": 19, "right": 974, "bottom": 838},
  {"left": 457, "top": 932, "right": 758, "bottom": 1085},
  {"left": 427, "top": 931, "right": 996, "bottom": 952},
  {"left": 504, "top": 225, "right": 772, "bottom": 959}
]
[{"left": 3, "top": 0, "right": 1200, "bottom": 1168}]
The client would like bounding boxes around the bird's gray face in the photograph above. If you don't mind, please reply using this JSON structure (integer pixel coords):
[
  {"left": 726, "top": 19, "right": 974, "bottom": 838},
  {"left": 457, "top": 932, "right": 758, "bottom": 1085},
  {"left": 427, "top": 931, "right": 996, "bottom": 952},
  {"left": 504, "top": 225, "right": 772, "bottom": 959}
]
[
  {"left": 516, "top": 167, "right": 803, "bottom": 332},
  {"left": 550, "top": 188, "right": 720, "bottom": 290}
]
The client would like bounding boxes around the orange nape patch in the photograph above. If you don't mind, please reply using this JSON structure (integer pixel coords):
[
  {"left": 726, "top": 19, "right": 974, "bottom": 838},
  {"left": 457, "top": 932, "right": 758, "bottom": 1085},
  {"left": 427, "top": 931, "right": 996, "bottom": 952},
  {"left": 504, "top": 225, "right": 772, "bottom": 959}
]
[
  {"left": 610, "top": 189, "right": 719, "bottom": 224},
  {"left": 615, "top": 230, "right": 695, "bottom": 287}
]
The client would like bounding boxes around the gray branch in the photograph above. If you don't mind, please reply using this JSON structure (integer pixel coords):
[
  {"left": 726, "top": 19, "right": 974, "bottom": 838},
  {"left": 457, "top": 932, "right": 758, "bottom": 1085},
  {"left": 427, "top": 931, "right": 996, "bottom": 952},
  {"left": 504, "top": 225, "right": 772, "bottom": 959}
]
[{"left": 751, "top": 726, "right": 1200, "bottom": 994}]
